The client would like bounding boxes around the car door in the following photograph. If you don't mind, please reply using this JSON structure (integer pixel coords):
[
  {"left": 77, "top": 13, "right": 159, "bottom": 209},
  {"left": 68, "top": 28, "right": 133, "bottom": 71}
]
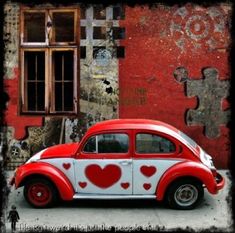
[
  {"left": 133, "top": 130, "right": 181, "bottom": 195},
  {"left": 74, "top": 131, "right": 132, "bottom": 195}
]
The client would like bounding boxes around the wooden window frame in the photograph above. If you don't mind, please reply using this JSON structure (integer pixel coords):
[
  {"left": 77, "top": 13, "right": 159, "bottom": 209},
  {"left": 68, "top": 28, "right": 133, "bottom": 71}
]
[{"left": 20, "top": 6, "right": 79, "bottom": 116}]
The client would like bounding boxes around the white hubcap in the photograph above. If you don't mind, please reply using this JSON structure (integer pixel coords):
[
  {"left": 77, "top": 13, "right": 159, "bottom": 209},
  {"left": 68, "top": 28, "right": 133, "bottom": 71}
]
[{"left": 174, "top": 184, "right": 198, "bottom": 207}]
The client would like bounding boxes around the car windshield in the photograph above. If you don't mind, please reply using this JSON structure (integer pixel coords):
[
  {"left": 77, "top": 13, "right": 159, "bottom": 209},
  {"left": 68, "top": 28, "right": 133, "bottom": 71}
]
[{"left": 178, "top": 131, "right": 197, "bottom": 148}]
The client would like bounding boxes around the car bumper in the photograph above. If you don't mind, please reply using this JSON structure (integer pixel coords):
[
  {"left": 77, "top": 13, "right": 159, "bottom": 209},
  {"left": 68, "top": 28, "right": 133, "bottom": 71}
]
[{"left": 215, "top": 172, "right": 225, "bottom": 191}]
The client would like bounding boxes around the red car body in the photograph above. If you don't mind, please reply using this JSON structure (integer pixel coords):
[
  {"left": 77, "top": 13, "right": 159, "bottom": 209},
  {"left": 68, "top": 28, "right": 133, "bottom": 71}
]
[{"left": 10, "top": 119, "right": 224, "bottom": 209}]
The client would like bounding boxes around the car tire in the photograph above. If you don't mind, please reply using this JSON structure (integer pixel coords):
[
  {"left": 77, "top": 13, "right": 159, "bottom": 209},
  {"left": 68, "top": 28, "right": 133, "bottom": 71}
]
[
  {"left": 24, "top": 178, "right": 58, "bottom": 208},
  {"left": 166, "top": 178, "right": 204, "bottom": 210}
]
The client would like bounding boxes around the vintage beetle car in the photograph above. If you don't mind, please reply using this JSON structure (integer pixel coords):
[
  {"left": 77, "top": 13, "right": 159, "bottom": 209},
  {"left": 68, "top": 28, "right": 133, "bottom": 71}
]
[{"left": 10, "top": 119, "right": 224, "bottom": 209}]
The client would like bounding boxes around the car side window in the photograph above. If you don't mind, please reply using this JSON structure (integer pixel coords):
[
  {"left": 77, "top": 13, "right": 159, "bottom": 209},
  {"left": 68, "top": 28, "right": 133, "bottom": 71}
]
[
  {"left": 136, "top": 133, "right": 175, "bottom": 154},
  {"left": 83, "top": 133, "right": 129, "bottom": 153}
]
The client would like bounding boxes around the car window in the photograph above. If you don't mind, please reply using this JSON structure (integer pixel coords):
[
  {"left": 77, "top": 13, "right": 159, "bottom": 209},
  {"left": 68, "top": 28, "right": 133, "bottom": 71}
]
[
  {"left": 83, "top": 133, "right": 129, "bottom": 153},
  {"left": 136, "top": 133, "right": 175, "bottom": 154}
]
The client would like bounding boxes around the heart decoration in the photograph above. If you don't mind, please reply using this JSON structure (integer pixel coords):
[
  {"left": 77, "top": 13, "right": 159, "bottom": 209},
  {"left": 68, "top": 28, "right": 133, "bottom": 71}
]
[
  {"left": 78, "top": 182, "right": 87, "bottom": 189},
  {"left": 140, "top": 166, "right": 156, "bottom": 177},
  {"left": 121, "top": 182, "right": 130, "bottom": 190},
  {"left": 85, "top": 164, "right": 121, "bottom": 189},
  {"left": 143, "top": 183, "right": 151, "bottom": 190},
  {"left": 62, "top": 163, "right": 71, "bottom": 170}
]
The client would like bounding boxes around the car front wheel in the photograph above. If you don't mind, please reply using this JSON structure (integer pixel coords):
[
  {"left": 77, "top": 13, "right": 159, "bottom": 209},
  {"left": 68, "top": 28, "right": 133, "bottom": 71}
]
[
  {"left": 24, "top": 178, "right": 58, "bottom": 208},
  {"left": 166, "top": 179, "right": 204, "bottom": 210}
]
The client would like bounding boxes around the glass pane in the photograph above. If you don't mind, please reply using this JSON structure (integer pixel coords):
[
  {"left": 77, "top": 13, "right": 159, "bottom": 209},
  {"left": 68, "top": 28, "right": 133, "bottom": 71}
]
[
  {"left": 24, "top": 12, "right": 45, "bottom": 42},
  {"left": 53, "top": 12, "right": 74, "bottom": 42},
  {"left": 98, "top": 134, "right": 129, "bottom": 153},
  {"left": 37, "top": 83, "right": 45, "bottom": 111},
  {"left": 64, "top": 51, "right": 74, "bottom": 80},
  {"left": 27, "top": 83, "right": 36, "bottom": 111},
  {"left": 83, "top": 136, "right": 96, "bottom": 152},
  {"left": 54, "top": 52, "right": 62, "bottom": 81},
  {"left": 27, "top": 82, "right": 45, "bottom": 111},
  {"left": 136, "top": 134, "right": 175, "bottom": 153},
  {"left": 25, "top": 51, "right": 45, "bottom": 112},
  {"left": 53, "top": 50, "right": 74, "bottom": 112},
  {"left": 64, "top": 83, "right": 73, "bottom": 111},
  {"left": 55, "top": 83, "right": 62, "bottom": 111},
  {"left": 25, "top": 52, "right": 45, "bottom": 81},
  {"left": 53, "top": 51, "right": 73, "bottom": 81}
]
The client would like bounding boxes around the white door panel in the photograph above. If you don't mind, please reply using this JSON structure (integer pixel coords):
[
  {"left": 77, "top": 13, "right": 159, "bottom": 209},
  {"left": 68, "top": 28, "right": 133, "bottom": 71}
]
[{"left": 75, "top": 159, "right": 132, "bottom": 194}]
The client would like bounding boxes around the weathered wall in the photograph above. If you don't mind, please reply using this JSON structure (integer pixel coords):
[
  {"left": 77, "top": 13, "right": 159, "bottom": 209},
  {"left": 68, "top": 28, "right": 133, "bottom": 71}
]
[
  {"left": 3, "top": 2, "right": 231, "bottom": 169},
  {"left": 3, "top": 3, "right": 119, "bottom": 169},
  {"left": 119, "top": 4, "right": 231, "bottom": 168}
]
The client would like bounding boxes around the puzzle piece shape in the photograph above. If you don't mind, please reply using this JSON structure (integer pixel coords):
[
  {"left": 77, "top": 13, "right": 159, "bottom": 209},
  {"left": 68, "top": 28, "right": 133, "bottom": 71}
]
[{"left": 186, "top": 67, "right": 230, "bottom": 138}]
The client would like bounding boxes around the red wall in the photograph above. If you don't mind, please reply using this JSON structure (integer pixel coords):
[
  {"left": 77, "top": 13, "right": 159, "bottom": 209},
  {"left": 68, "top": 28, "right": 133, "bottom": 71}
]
[{"left": 119, "top": 5, "right": 230, "bottom": 168}]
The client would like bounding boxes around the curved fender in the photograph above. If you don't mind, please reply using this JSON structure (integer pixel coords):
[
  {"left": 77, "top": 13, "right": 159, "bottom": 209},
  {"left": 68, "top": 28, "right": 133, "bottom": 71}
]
[
  {"left": 155, "top": 161, "right": 218, "bottom": 201},
  {"left": 15, "top": 162, "right": 74, "bottom": 201}
]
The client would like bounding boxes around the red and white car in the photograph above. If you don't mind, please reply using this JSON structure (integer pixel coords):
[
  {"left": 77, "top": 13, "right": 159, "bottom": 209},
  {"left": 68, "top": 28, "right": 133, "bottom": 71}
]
[{"left": 10, "top": 119, "right": 224, "bottom": 209}]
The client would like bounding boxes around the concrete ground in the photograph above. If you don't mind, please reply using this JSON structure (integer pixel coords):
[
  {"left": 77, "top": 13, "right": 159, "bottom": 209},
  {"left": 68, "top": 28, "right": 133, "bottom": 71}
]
[{"left": 2, "top": 170, "right": 234, "bottom": 232}]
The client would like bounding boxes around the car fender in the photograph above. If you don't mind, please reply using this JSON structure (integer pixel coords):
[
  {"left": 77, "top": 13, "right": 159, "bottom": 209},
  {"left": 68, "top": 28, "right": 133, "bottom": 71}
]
[
  {"left": 15, "top": 162, "right": 74, "bottom": 201},
  {"left": 155, "top": 161, "right": 218, "bottom": 201}
]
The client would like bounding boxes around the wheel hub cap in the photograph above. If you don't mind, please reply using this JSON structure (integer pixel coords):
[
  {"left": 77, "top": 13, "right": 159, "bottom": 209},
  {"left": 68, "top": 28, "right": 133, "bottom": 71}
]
[{"left": 174, "top": 184, "right": 198, "bottom": 207}]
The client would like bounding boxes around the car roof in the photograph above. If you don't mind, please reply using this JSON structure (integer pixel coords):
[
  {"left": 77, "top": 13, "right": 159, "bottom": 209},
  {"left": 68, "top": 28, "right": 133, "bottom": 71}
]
[{"left": 87, "top": 119, "right": 179, "bottom": 135}]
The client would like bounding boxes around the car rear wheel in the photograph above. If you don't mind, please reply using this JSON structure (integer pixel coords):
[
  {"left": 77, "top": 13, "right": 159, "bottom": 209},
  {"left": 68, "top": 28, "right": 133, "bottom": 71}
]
[
  {"left": 24, "top": 178, "right": 58, "bottom": 208},
  {"left": 166, "top": 179, "right": 204, "bottom": 210}
]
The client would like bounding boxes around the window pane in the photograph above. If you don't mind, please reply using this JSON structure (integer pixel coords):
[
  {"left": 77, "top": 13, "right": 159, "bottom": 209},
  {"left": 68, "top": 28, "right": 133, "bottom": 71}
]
[
  {"left": 37, "top": 83, "right": 45, "bottom": 111},
  {"left": 24, "top": 12, "right": 45, "bottom": 43},
  {"left": 64, "top": 83, "right": 73, "bottom": 111},
  {"left": 136, "top": 134, "right": 175, "bottom": 153},
  {"left": 25, "top": 52, "right": 45, "bottom": 81},
  {"left": 24, "top": 51, "right": 45, "bottom": 112},
  {"left": 27, "top": 83, "right": 36, "bottom": 111},
  {"left": 83, "top": 136, "right": 96, "bottom": 153},
  {"left": 53, "top": 12, "right": 74, "bottom": 42},
  {"left": 27, "top": 83, "right": 45, "bottom": 111},
  {"left": 98, "top": 134, "right": 129, "bottom": 153},
  {"left": 55, "top": 83, "right": 62, "bottom": 111},
  {"left": 53, "top": 51, "right": 74, "bottom": 112},
  {"left": 53, "top": 51, "right": 74, "bottom": 81},
  {"left": 64, "top": 52, "right": 74, "bottom": 80}
]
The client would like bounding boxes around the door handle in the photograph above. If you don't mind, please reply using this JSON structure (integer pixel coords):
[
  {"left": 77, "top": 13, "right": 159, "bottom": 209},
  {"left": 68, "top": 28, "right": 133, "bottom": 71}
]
[{"left": 119, "top": 161, "right": 132, "bottom": 166}]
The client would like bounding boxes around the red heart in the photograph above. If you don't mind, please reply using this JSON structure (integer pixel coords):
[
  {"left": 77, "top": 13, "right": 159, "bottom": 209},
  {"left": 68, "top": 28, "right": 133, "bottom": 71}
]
[
  {"left": 78, "top": 182, "right": 87, "bottom": 189},
  {"left": 121, "top": 182, "right": 130, "bottom": 189},
  {"left": 140, "top": 166, "right": 156, "bottom": 177},
  {"left": 143, "top": 183, "right": 151, "bottom": 190},
  {"left": 85, "top": 164, "right": 121, "bottom": 189},
  {"left": 63, "top": 163, "right": 71, "bottom": 170}
]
